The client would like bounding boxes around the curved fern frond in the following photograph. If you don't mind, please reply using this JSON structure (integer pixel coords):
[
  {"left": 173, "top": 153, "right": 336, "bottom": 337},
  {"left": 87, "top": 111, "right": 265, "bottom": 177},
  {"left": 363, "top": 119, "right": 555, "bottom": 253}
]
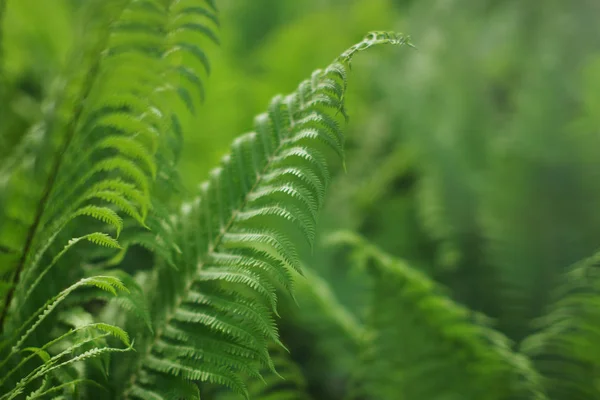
[
  {"left": 521, "top": 253, "right": 600, "bottom": 400},
  {"left": 326, "top": 231, "right": 547, "bottom": 400},
  {"left": 122, "top": 32, "right": 412, "bottom": 399}
]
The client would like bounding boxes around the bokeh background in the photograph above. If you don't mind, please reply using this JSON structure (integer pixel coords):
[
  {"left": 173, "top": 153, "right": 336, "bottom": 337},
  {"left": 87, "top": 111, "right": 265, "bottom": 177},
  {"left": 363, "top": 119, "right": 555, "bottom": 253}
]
[{"left": 2, "top": 0, "right": 600, "bottom": 398}]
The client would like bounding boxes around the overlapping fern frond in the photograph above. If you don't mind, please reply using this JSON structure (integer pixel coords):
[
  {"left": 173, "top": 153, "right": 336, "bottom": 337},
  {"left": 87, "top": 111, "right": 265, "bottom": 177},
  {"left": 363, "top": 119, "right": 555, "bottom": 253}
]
[
  {"left": 0, "top": 0, "right": 217, "bottom": 396},
  {"left": 326, "top": 231, "right": 547, "bottom": 400},
  {"left": 122, "top": 32, "right": 413, "bottom": 399},
  {"left": 2, "top": 0, "right": 218, "bottom": 325},
  {"left": 521, "top": 252, "right": 600, "bottom": 400},
  {"left": 0, "top": 276, "right": 132, "bottom": 399}
]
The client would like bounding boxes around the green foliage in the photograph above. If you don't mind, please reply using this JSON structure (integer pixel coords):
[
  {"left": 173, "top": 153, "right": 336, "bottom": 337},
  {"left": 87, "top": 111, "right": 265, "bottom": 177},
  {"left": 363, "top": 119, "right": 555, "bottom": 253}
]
[
  {"left": 276, "top": 267, "right": 362, "bottom": 398},
  {"left": 0, "top": 276, "right": 133, "bottom": 399},
  {"left": 522, "top": 253, "right": 600, "bottom": 400},
  {"left": 327, "top": 232, "right": 546, "bottom": 400},
  {"left": 3, "top": 0, "right": 600, "bottom": 399},
  {"left": 0, "top": 0, "right": 413, "bottom": 398}
]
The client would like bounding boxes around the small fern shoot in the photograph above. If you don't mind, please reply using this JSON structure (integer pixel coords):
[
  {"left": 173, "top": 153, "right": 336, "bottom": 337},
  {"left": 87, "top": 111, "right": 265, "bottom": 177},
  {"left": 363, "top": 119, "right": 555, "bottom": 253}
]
[{"left": 0, "top": 276, "right": 133, "bottom": 398}]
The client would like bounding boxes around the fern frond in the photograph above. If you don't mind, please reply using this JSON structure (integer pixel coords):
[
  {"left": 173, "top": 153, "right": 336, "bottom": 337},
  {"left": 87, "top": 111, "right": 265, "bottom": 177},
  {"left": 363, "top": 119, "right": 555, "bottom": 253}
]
[
  {"left": 1, "top": 0, "right": 218, "bottom": 331},
  {"left": 1, "top": 276, "right": 127, "bottom": 356},
  {"left": 521, "top": 253, "right": 600, "bottom": 399},
  {"left": 122, "top": 32, "right": 412, "bottom": 399},
  {"left": 326, "top": 231, "right": 547, "bottom": 400},
  {"left": 0, "top": 1, "right": 130, "bottom": 326}
]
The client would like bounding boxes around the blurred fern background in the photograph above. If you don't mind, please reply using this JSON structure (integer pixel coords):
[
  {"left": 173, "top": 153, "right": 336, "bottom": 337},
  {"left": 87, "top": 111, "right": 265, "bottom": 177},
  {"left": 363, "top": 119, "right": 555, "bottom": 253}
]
[{"left": 2, "top": 0, "right": 600, "bottom": 399}]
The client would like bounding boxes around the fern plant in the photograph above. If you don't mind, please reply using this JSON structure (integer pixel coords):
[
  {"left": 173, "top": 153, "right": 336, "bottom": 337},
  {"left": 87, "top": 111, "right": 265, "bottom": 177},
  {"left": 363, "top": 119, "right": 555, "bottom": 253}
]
[
  {"left": 0, "top": 0, "right": 412, "bottom": 397},
  {"left": 4, "top": 1, "right": 596, "bottom": 399}
]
